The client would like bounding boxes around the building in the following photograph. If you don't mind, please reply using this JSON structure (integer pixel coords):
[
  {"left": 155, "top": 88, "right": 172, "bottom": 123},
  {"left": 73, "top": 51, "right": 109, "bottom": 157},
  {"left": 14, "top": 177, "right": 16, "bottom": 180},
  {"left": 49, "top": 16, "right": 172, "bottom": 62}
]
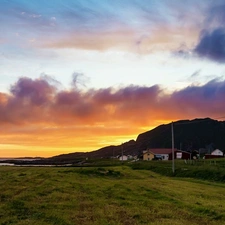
[
  {"left": 119, "top": 155, "right": 128, "bottom": 161},
  {"left": 143, "top": 148, "right": 191, "bottom": 161},
  {"left": 142, "top": 149, "right": 152, "bottom": 161},
  {"left": 205, "top": 149, "right": 224, "bottom": 159},
  {"left": 211, "top": 149, "right": 223, "bottom": 156}
]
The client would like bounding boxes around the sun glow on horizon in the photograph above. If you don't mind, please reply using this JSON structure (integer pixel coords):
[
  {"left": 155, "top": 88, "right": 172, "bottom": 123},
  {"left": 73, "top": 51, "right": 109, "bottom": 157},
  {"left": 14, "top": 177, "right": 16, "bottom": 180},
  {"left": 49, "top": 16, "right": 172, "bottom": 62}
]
[{"left": 0, "top": 133, "right": 140, "bottom": 158}]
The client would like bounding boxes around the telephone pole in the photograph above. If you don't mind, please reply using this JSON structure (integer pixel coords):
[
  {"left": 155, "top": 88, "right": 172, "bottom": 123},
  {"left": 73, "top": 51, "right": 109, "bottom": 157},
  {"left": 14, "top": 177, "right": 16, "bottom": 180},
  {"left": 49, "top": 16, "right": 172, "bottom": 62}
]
[
  {"left": 121, "top": 143, "right": 124, "bottom": 162},
  {"left": 171, "top": 121, "right": 175, "bottom": 174}
]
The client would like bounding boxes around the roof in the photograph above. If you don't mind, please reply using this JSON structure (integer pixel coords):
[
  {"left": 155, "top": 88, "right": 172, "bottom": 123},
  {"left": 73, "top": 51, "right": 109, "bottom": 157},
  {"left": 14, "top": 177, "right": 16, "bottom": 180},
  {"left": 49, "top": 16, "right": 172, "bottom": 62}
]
[
  {"left": 211, "top": 149, "right": 223, "bottom": 155},
  {"left": 144, "top": 148, "right": 178, "bottom": 155}
]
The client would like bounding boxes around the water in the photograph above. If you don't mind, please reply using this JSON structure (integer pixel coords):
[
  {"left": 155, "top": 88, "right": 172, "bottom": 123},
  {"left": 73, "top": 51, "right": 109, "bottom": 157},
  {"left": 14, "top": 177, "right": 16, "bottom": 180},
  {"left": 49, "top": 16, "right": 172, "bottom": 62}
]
[
  {"left": 0, "top": 163, "right": 72, "bottom": 167},
  {"left": 0, "top": 163, "right": 15, "bottom": 166}
]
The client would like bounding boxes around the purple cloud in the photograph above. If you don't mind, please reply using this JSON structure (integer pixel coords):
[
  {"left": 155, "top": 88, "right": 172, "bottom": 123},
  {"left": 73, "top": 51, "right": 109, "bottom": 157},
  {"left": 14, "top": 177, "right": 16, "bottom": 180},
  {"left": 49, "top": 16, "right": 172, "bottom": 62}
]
[
  {"left": 194, "top": 28, "right": 225, "bottom": 63},
  {"left": 10, "top": 77, "right": 56, "bottom": 105},
  {"left": 1, "top": 76, "right": 225, "bottom": 126}
]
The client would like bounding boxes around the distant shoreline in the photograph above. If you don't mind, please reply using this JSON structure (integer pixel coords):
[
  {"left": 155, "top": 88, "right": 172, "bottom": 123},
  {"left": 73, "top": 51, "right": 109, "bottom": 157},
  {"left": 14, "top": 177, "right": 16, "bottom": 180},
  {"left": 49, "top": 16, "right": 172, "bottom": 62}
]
[{"left": 0, "top": 158, "right": 43, "bottom": 161}]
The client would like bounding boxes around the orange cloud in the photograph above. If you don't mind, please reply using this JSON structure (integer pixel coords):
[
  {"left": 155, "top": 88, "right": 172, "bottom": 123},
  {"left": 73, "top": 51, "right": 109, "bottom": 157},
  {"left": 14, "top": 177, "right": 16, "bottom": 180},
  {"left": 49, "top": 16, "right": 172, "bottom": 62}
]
[
  {"left": 44, "top": 28, "right": 137, "bottom": 52},
  {"left": 0, "top": 77, "right": 224, "bottom": 157},
  {"left": 43, "top": 24, "right": 199, "bottom": 53}
]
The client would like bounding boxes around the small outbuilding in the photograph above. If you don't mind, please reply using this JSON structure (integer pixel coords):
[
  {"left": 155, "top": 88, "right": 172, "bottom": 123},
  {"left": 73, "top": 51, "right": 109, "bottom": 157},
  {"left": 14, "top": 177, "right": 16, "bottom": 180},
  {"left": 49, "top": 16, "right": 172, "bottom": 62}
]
[
  {"left": 211, "top": 149, "right": 223, "bottom": 156},
  {"left": 119, "top": 155, "right": 128, "bottom": 161},
  {"left": 205, "top": 149, "right": 224, "bottom": 159}
]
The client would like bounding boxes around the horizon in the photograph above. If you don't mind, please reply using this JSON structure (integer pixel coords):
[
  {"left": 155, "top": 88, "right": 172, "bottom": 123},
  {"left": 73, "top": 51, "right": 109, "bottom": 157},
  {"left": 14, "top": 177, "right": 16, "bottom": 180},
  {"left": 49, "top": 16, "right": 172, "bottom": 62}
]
[
  {"left": 1, "top": 1, "right": 225, "bottom": 157},
  {"left": 1, "top": 117, "right": 224, "bottom": 158}
]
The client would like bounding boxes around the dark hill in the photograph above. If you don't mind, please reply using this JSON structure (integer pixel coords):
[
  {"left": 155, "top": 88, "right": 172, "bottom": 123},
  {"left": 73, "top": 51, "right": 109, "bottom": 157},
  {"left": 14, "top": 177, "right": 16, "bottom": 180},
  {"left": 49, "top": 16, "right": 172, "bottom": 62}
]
[
  {"left": 39, "top": 118, "right": 225, "bottom": 163},
  {"left": 48, "top": 139, "right": 136, "bottom": 162},
  {"left": 136, "top": 118, "right": 225, "bottom": 155}
]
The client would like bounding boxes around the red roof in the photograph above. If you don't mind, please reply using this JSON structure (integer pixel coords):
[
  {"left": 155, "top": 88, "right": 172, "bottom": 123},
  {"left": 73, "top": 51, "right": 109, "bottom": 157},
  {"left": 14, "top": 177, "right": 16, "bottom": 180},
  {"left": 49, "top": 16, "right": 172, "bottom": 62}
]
[{"left": 146, "top": 148, "right": 178, "bottom": 154}]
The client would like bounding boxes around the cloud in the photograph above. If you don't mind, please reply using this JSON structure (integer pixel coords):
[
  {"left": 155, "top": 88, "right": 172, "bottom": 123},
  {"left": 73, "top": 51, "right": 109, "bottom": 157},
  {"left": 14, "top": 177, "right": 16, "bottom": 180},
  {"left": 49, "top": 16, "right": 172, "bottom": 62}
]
[
  {"left": 1, "top": 76, "right": 225, "bottom": 156},
  {"left": 0, "top": 93, "right": 8, "bottom": 104},
  {"left": 206, "top": 2, "right": 225, "bottom": 28},
  {"left": 194, "top": 28, "right": 225, "bottom": 62},
  {"left": 71, "top": 72, "right": 89, "bottom": 89},
  {"left": 168, "top": 78, "right": 225, "bottom": 117},
  {"left": 44, "top": 24, "right": 199, "bottom": 54},
  {"left": 1, "top": 0, "right": 206, "bottom": 54},
  {"left": 39, "top": 0, "right": 200, "bottom": 53},
  {"left": 44, "top": 28, "right": 138, "bottom": 52},
  {"left": 10, "top": 77, "right": 56, "bottom": 105},
  {"left": 0, "top": 77, "right": 55, "bottom": 125},
  {"left": 189, "top": 70, "right": 201, "bottom": 79},
  {"left": 1, "top": 76, "right": 225, "bottom": 128}
]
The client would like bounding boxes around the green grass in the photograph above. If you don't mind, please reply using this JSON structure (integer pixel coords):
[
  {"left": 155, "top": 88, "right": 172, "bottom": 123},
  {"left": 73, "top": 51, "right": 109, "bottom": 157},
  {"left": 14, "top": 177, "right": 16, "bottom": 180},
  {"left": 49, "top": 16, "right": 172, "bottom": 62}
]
[
  {"left": 129, "top": 159, "right": 225, "bottom": 182},
  {"left": 1, "top": 166, "right": 225, "bottom": 224}
]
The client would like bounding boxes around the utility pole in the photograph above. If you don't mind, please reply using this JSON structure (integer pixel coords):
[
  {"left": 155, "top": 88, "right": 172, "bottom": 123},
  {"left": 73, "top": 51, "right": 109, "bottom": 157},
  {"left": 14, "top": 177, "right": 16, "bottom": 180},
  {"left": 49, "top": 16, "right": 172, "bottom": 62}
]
[
  {"left": 113, "top": 147, "right": 114, "bottom": 165},
  {"left": 121, "top": 143, "right": 123, "bottom": 162},
  {"left": 171, "top": 121, "right": 175, "bottom": 174}
]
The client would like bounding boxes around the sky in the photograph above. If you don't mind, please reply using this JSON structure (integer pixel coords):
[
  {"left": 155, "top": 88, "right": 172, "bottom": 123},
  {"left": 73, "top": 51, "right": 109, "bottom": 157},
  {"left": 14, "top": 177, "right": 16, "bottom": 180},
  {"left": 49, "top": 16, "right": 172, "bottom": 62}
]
[{"left": 1, "top": 0, "right": 225, "bottom": 157}]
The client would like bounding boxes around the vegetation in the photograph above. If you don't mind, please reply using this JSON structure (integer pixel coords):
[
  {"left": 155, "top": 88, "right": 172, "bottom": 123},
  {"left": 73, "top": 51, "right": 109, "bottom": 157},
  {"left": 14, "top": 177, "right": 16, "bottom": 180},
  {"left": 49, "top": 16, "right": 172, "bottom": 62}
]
[
  {"left": 1, "top": 165, "right": 225, "bottom": 225},
  {"left": 129, "top": 158, "right": 225, "bottom": 182}
]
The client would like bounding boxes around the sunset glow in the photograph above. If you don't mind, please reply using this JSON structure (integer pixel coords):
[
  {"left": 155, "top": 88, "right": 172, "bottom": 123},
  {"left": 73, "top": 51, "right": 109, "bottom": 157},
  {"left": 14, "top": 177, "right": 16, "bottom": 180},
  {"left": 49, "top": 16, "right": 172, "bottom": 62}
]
[{"left": 1, "top": 0, "right": 225, "bottom": 157}]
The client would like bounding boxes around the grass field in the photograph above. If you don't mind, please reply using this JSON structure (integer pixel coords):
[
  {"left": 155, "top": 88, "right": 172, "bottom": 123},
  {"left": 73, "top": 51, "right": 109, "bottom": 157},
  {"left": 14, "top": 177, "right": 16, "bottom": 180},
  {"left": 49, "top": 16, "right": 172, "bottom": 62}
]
[
  {"left": 1, "top": 165, "right": 225, "bottom": 225},
  {"left": 130, "top": 159, "right": 225, "bottom": 182}
]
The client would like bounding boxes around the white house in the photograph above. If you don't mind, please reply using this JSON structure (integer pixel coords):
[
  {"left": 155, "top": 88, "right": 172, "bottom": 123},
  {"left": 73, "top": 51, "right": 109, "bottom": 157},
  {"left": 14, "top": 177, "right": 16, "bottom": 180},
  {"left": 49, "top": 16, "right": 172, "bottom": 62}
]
[
  {"left": 211, "top": 149, "right": 223, "bottom": 156},
  {"left": 119, "top": 155, "right": 128, "bottom": 161}
]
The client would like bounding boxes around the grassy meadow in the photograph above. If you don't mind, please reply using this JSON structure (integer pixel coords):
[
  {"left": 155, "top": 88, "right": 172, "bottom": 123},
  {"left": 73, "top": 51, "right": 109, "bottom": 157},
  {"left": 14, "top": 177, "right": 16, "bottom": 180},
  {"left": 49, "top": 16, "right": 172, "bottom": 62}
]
[
  {"left": 0, "top": 164, "right": 225, "bottom": 225},
  {"left": 130, "top": 159, "right": 225, "bottom": 182}
]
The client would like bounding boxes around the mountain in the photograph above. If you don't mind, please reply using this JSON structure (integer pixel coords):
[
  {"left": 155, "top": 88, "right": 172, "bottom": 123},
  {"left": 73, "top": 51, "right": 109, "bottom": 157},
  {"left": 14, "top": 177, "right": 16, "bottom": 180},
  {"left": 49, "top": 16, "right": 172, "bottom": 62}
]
[
  {"left": 48, "top": 139, "right": 137, "bottom": 162},
  {"left": 46, "top": 118, "right": 225, "bottom": 162},
  {"left": 136, "top": 118, "right": 225, "bottom": 155}
]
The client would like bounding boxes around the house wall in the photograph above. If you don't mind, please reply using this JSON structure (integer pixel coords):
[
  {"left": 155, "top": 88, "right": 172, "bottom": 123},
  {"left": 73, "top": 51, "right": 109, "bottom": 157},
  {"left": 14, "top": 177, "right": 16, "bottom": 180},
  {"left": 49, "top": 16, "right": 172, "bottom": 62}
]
[
  {"left": 119, "top": 156, "right": 128, "bottom": 161},
  {"left": 168, "top": 153, "right": 173, "bottom": 160},
  {"left": 181, "top": 151, "right": 191, "bottom": 160},
  {"left": 143, "top": 153, "right": 169, "bottom": 160},
  {"left": 169, "top": 151, "right": 191, "bottom": 160},
  {"left": 205, "top": 154, "right": 224, "bottom": 159},
  {"left": 143, "top": 152, "right": 154, "bottom": 161},
  {"left": 160, "top": 154, "right": 169, "bottom": 160}
]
